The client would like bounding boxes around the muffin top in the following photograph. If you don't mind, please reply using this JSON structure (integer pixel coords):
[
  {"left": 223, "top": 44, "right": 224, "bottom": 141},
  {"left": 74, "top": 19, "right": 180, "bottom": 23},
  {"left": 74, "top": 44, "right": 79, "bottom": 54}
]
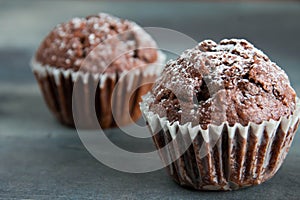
[
  {"left": 35, "top": 13, "right": 158, "bottom": 73},
  {"left": 147, "top": 39, "right": 296, "bottom": 129}
]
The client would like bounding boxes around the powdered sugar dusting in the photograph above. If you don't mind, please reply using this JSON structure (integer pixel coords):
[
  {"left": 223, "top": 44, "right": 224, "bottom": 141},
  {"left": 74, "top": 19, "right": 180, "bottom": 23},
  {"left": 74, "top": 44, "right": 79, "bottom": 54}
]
[
  {"left": 36, "top": 13, "right": 159, "bottom": 73},
  {"left": 147, "top": 39, "right": 296, "bottom": 128},
  {"left": 72, "top": 17, "right": 82, "bottom": 29},
  {"left": 152, "top": 39, "right": 291, "bottom": 102}
]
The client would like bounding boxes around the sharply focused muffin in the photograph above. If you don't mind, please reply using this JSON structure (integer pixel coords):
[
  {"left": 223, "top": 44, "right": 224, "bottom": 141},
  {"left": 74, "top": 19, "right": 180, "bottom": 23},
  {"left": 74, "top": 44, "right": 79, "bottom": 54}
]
[
  {"left": 141, "top": 39, "right": 300, "bottom": 190},
  {"left": 149, "top": 39, "right": 296, "bottom": 128},
  {"left": 32, "top": 13, "right": 165, "bottom": 128}
]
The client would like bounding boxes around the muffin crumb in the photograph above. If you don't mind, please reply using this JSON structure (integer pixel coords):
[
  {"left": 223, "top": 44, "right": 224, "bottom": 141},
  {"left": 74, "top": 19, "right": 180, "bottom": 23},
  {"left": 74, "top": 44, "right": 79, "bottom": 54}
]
[
  {"left": 35, "top": 13, "right": 158, "bottom": 73},
  {"left": 148, "top": 39, "right": 296, "bottom": 128}
]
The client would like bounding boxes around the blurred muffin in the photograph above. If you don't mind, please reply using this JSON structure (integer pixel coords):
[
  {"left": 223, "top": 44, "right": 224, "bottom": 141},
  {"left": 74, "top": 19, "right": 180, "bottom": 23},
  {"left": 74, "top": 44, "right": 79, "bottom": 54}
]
[
  {"left": 32, "top": 13, "right": 165, "bottom": 128},
  {"left": 141, "top": 39, "right": 299, "bottom": 190}
]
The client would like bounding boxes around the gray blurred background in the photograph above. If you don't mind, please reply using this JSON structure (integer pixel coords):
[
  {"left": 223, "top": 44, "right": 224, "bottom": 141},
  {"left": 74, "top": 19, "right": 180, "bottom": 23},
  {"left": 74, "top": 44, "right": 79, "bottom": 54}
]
[
  {"left": 0, "top": 1, "right": 299, "bottom": 199},
  {"left": 1, "top": 1, "right": 300, "bottom": 90}
]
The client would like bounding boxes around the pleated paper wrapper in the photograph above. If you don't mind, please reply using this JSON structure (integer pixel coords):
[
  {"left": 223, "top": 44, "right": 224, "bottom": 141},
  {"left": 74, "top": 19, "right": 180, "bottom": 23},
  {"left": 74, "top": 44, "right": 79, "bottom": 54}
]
[
  {"left": 140, "top": 94, "right": 300, "bottom": 190},
  {"left": 31, "top": 52, "right": 166, "bottom": 129}
]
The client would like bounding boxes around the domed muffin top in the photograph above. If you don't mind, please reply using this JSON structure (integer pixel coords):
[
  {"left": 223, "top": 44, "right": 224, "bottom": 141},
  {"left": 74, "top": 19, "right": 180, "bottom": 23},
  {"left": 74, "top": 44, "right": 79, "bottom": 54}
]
[
  {"left": 35, "top": 13, "right": 159, "bottom": 73},
  {"left": 147, "top": 39, "right": 296, "bottom": 129}
]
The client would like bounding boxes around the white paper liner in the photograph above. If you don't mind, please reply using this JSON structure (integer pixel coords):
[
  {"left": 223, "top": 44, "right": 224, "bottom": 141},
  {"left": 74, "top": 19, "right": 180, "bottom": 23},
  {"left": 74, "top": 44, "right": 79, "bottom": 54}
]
[
  {"left": 31, "top": 51, "right": 166, "bottom": 128},
  {"left": 140, "top": 93, "right": 300, "bottom": 190}
]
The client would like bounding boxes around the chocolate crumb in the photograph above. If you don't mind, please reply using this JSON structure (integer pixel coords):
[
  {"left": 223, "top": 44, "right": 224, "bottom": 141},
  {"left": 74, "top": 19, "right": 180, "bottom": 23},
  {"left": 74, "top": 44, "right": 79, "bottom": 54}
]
[
  {"left": 147, "top": 39, "right": 296, "bottom": 129},
  {"left": 36, "top": 13, "right": 158, "bottom": 73}
]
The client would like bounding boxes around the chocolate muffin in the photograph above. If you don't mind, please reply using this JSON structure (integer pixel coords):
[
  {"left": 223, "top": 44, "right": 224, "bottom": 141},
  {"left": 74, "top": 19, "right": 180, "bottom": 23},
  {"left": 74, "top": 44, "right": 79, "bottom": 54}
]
[
  {"left": 140, "top": 39, "right": 300, "bottom": 190},
  {"left": 32, "top": 13, "right": 165, "bottom": 128}
]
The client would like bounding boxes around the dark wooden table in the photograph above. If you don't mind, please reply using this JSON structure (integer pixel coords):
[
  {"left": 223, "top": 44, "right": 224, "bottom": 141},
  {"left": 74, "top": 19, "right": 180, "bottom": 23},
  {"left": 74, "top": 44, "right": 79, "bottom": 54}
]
[{"left": 0, "top": 1, "right": 299, "bottom": 199}]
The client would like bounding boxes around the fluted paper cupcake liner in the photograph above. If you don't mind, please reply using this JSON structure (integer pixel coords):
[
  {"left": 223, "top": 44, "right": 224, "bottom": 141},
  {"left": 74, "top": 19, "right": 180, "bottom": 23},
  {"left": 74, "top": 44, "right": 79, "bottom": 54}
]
[
  {"left": 140, "top": 94, "right": 300, "bottom": 190},
  {"left": 31, "top": 52, "right": 165, "bottom": 129}
]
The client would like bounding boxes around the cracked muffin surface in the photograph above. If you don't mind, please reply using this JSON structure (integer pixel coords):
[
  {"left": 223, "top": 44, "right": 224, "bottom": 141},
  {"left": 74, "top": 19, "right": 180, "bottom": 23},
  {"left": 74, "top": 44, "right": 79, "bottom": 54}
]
[
  {"left": 147, "top": 39, "right": 296, "bottom": 129},
  {"left": 35, "top": 13, "right": 158, "bottom": 73}
]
